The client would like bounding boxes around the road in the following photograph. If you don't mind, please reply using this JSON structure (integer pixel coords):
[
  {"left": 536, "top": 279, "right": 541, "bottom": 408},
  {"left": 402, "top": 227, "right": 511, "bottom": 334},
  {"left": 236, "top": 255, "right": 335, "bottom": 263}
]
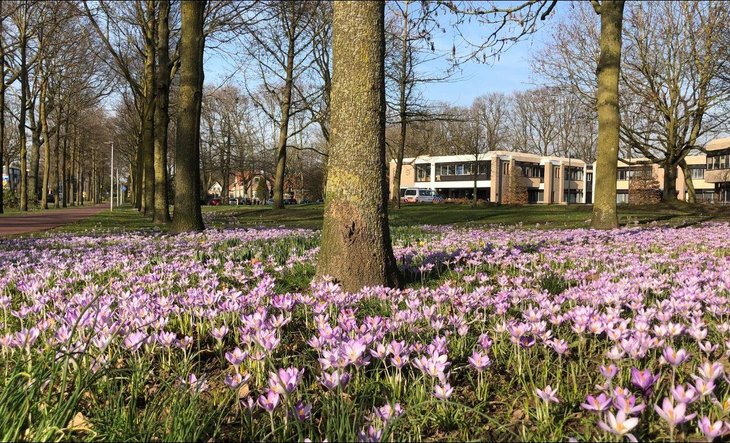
[{"left": 0, "top": 205, "right": 107, "bottom": 236}]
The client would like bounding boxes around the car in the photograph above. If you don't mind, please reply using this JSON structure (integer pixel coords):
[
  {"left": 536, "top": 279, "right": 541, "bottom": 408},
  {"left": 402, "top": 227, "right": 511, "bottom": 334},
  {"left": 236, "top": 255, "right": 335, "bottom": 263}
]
[
  {"left": 284, "top": 198, "right": 297, "bottom": 205},
  {"left": 266, "top": 198, "right": 274, "bottom": 205},
  {"left": 402, "top": 188, "right": 435, "bottom": 203},
  {"left": 228, "top": 197, "right": 239, "bottom": 205},
  {"left": 208, "top": 197, "right": 221, "bottom": 206},
  {"left": 432, "top": 194, "right": 444, "bottom": 203}
]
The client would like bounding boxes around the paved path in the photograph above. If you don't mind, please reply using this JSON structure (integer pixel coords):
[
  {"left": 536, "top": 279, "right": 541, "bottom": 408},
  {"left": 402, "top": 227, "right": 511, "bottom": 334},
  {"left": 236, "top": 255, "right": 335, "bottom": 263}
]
[{"left": 0, "top": 205, "right": 107, "bottom": 236}]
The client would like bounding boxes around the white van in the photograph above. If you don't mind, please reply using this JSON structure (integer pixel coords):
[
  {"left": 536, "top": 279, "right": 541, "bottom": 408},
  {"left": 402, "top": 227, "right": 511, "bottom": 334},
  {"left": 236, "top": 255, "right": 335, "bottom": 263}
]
[{"left": 402, "top": 188, "right": 435, "bottom": 203}]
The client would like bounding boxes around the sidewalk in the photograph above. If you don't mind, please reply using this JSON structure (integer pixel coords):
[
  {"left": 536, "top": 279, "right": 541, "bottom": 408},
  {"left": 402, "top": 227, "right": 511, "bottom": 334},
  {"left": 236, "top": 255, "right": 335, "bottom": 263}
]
[{"left": 0, "top": 205, "right": 107, "bottom": 236}]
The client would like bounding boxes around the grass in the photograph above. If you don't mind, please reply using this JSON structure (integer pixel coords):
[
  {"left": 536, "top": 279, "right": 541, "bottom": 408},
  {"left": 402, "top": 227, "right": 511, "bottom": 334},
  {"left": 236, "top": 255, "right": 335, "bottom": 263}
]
[{"left": 37, "top": 202, "right": 730, "bottom": 235}]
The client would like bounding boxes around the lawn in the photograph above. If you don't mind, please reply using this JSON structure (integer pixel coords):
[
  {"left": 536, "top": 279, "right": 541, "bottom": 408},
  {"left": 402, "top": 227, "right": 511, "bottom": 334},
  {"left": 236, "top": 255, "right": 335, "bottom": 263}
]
[
  {"left": 2, "top": 202, "right": 730, "bottom": 441},
  {"left": 42, "top": 201, "right": 728, "bottom": 234}
]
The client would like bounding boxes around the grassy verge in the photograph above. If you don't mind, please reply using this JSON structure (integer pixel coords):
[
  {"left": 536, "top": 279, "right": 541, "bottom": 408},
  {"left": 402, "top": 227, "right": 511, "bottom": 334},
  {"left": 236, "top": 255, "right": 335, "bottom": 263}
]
[{"left": 34, "top": 202, "right": 730, "bottom": 236}]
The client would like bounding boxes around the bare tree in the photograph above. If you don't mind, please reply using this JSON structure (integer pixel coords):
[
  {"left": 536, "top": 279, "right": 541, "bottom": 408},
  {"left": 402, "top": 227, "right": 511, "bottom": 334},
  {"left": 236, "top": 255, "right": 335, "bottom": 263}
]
[{"left": 242, "top": 0, "right": 318, "bottom": 210}]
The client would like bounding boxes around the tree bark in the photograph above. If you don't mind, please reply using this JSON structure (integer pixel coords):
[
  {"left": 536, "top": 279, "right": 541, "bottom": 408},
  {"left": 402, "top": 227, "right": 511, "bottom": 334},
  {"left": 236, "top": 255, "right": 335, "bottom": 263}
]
[
  {"left": 40, "top": 79, "right": 51, "bottom": 209},
  {"left": 662, "top": 159, "right": 679, "bottom": 202},
  {"left": 272, "top": 11, "right": 296, "bottom": 211},
  {"left": 316, "top": 0, "right": 402, "bottom": 292},
  {"left": 0, "top": 3, "right": 4, "bottom": 215},
  {"left": 679, "top": 159, "right": 695, "bottom": 203},
  {"left": 141, "top": 0, "right": 156, "bottom": 217},
  {"left": 590, "top": 0, "right": 625, "bottom": 229},
  {"left": 392, "top": 1, "right": 409, "bottom": 209},
  {"left": 18, "top": 24, "right": 28, "bottom": 212},
  {"left": 29, "top": 108, "right": 41, "bottom": 205},
  {"left": 153, "top": 0, "right": 171, "bottom": 224},
  {"left": 62, "top": 118, "right": 69, "bottom": 207},
  {"left": 54, "top": 104, "right": 61, "bottom": 208},
  {"left": 171, "top": 0, "right": 206, "bottom": 233}
]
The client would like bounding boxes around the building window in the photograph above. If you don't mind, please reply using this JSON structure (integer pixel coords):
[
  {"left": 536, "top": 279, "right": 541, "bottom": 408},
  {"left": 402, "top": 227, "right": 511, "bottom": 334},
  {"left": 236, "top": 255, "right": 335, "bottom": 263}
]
[
  {"left": 616, "top": 191, "right": 629, "bottom": 204},
  {"left": 689, "top": 167, "right": 705, "bottom": 180},
  {"left": 502, "top": 163, "right": 510, "bottom": 175},
  {"left": 415, "top": 164, "right": 430, "bottom": 182},
  {"left": 553, "top": 168, "right": 559, "bottom": 179},
  {"left": 586, "top": 172, "right": 593, "bottom": 182}
]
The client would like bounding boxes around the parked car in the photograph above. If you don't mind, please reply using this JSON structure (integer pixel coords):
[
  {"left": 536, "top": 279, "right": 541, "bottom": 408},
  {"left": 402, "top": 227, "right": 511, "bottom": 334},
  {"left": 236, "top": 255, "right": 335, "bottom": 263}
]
[
  {"left": 284, "top": 197, "right": 297, "bottom": 205},
  {"left": 266, "top": 198, "right": 274, "bottom": 205},
  {"left": 432, "top": 193, "right": 444, "bottom": 203},
  {"left": 208, "top": 197, "right": 221, "bottom": 206},
  {"left": 402, "top": 188, "right": 435, "bottom": 203}
]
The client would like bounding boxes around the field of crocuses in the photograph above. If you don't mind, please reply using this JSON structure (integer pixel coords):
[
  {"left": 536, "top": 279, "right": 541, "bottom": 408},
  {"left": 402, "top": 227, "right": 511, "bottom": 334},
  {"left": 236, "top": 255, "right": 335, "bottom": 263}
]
[{"left": 2, "top": 222, "right": 730, "bottom": 441}]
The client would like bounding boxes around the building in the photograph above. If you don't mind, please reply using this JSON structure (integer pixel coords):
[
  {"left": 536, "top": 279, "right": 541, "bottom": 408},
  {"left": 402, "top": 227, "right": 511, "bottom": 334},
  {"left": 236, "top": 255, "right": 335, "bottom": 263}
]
[
  {"left": 703, "top": 137, "right": 730, "bottom": 203},
  {"left": 2, "top": 165, "right": 20, "bottom": 191},
  {"left": 610, "top": 155, "right": 715, "bottom": 204},
  {"left": 391, "top": 141, "right": 730, "bottom": 205},
  {"left": 390, "top": 151, "right": 589, "bottom": 204}
]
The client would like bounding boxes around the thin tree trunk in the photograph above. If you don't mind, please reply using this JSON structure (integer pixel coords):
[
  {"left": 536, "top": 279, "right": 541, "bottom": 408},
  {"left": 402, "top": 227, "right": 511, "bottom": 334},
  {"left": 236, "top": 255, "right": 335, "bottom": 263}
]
[
  {"left": 141, "top": 0, "right": 156, "bottom": 217},
  {"left": 272, "top": 27, "right": 295, "bottom": 210},
  {"left": 316, "top": 0, "right": 402, "bottom": 291},
  {"left": 19, "top": 24, "right": 28, "bottom": 212},
  {"left": 54, "top": 103, "right": 61, "bottom": 208},
  {"left": 40, "top": 79, "right": 51, "bottom": 209},
  {"left": 62, "top": 117, "right": 69, "bottom": 207},
  {"left": 153, "top": 0, "right": 171, "bottom": 224},
  {"left": 171, "top": 0, "right": 206, "bottom": 232},
  {"left": 679, "top": 159, "right": 695, "bottom": 203},
  {"left": 590, "top": 0, "right": 625, "bottom": 229},
  {"left": 29, "top": 103, "right": 41, "bottom": 206},
  {"left": 392, "top": 1, "right": 409, "bottom": 209}
]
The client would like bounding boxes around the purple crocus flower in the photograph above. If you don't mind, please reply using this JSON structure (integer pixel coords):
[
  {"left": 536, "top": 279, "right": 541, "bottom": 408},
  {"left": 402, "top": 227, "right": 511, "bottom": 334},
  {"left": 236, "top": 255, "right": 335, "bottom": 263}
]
[
  {"left": 535, "top": 385, "right": 559, "bottom": 403},
  {"left": 697, "top": 416, "right": 727, "bottom": 442},
  {"left": 258, "top": 390, "right": 280, "bottom": 412},
  {"left": 268, "top": 367, "right": 303, "bottom": 394},
  {"left": 581, "top": 393, "right": 612, "bottom": 412},
  {"left": 433, "top": 383, "right": 453, "bottom": 400},
  {"left": 630, "top": 368, "right": 657, "bottom": 395},
  {"left": 654, "top": 397, "right": 697, "bottom": 426}
]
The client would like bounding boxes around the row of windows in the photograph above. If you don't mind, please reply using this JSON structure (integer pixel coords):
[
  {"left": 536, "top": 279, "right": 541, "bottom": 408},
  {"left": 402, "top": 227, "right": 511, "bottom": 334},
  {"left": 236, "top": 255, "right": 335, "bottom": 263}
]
[
  {"left": 435, "top": 162, "right": 490, "bottom": 178},
  {"left": 707, "top": 154, "right": 730, "bottom": 170},
  {"left": 564, "top": 167, "right": 584, "bottom": 181},
  {"left": 617, "top": 167, "right": 652, "bottom": 181},
  {"left": 688, "top": 167, "right": 705, "bottom": 180}
]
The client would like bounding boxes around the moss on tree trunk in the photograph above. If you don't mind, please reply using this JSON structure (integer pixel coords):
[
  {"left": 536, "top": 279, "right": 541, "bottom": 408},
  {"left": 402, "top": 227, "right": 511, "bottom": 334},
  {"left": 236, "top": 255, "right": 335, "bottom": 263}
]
[{"left": 316, "top": 0, "right": 402, "bottom": 292}]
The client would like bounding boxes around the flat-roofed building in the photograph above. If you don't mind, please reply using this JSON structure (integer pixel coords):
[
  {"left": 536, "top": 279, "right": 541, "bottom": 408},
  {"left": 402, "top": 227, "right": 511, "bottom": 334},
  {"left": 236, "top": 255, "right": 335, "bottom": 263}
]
[
  {"left": 389, "top": 151, "right": 588, "bottom": 204},
  {"left": 703, "top": 137, "right": 730, "bottom": 203}
]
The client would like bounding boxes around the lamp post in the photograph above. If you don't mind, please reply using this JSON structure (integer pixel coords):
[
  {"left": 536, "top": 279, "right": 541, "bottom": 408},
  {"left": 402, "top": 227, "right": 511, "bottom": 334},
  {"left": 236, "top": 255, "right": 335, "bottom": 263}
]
[{"left": 109, "top": 142, "right": 114, "bottom": 211}]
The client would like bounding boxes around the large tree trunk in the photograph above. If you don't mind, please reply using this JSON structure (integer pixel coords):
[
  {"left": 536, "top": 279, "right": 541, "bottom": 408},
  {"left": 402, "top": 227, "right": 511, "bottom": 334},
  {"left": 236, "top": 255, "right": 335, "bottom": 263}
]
[
  {"left": 153, "top": 0, "right": 171, "bottom": 224},
  {"left": 316, "top": 0, "right": 402, "bottom": 292},
  {"left": 141, "top": 0, "right": 156, "bottom": 217},
  {"left": 134, "top": 132, "right": 143, "bottom": 210},
  {"left": 171, "top": 0, "right": 206, "bottom": 233},
  {"left": 663, "top": 159, "right": 679, "bottom": 202},
  {"left": 590, "top": 0, "right": 625, "bottom": 229},
  {"left": 40, "top": 80, "right": 51, "bottom": 209},
  {"left": 19, "top": 27, "right": 28, "bottom": 212},
  {"left": 272, "top": 21, "right": 296, "bottom": 210}
]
